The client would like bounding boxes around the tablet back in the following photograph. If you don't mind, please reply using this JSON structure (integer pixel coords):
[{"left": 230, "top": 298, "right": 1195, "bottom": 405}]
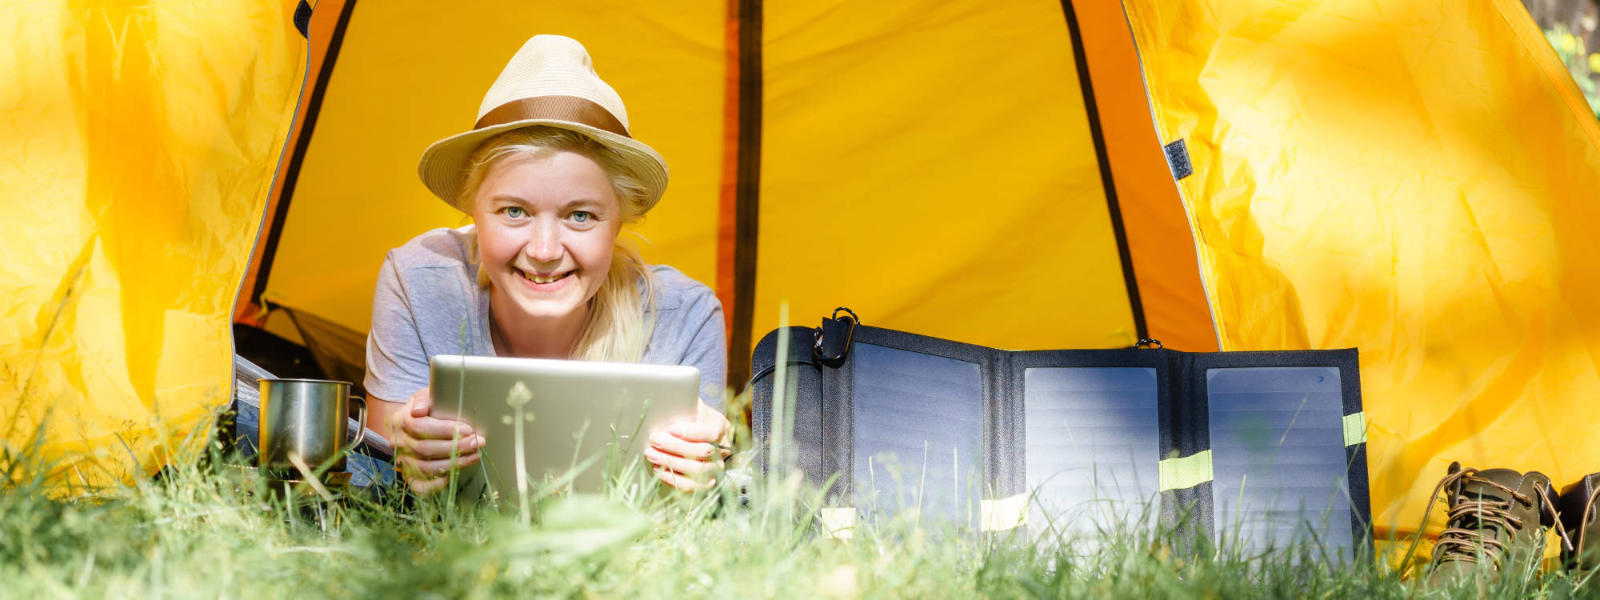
[{"left": 429, "top": 355, "right": 700, "bottom": 499}]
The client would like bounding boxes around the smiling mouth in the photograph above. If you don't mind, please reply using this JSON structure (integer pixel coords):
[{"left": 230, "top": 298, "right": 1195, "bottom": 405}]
[{"left": 516, "top": 268, "right": 572, "bottom": 285}]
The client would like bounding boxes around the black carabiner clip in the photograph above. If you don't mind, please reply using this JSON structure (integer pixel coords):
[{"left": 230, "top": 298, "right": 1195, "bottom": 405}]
[{"left": 813, "top": 307, "right": 859, "bottom": 365}]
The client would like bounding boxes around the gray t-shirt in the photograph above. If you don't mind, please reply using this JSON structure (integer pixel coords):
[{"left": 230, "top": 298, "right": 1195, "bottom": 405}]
[{"left": 363, "top": 226, "right": 726, "bottom": 408}]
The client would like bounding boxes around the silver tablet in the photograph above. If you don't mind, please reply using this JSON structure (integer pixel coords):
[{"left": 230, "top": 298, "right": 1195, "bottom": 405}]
[{"left": 428, "top": 354, "right": 700, "bottom": 500}]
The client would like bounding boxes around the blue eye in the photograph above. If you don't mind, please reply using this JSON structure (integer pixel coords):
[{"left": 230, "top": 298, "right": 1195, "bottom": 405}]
[
  {"left": 571, "top": 211, "right": 594, "bottom": 223},
  {"left": 501, "top": 206, "right": 526, "bottom": 219}
]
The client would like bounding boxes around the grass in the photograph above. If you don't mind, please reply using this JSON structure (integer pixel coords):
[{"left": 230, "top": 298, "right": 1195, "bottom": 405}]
[
  {"left": 6, "top": 446, "right": 1597, "bottom": 599},
  {"left": 2, "top": 368, "right": 1596, "bottom": 599}
]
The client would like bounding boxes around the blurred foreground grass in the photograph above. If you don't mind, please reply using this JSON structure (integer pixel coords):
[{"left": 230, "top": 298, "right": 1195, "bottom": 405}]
[{"left": 5, "top": 455, "right": 1593, "bottom": 599}]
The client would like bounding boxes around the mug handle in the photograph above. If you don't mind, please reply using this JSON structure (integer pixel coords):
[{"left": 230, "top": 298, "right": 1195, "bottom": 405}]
[{"left": 348, "top": 395, "right": 368, "bottom": 454}]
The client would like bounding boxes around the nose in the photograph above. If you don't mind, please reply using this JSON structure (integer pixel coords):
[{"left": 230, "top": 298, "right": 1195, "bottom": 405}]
[{"left": 524, "top": 218, "right": 564, "bottom": 265}]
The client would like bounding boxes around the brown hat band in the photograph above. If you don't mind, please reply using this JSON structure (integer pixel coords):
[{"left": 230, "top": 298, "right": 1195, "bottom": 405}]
[{"left": 474, "top": 95, "right": 630, "bottom": 138}]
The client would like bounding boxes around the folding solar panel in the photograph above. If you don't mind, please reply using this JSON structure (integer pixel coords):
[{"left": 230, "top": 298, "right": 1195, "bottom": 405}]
[{"left": 750, "top": 317, "right": 1370, "bottom": 557}]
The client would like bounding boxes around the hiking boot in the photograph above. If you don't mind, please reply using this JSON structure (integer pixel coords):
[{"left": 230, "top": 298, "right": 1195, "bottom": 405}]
[
  {"left": 1420, "top": 462, "right": 1561, "bottom": 586},
  {"left": 1559, "top": 472, "right": 1600, "bottom": 572}
]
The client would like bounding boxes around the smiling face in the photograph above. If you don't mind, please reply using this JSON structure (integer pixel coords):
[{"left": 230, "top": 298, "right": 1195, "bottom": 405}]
[{"left": 472, "top": 150, "right": 624, "bottom": 335}]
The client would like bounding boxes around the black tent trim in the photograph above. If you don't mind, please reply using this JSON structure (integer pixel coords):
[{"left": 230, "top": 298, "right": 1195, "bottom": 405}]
[
  {"left": 293, "top": 0, "right": 311, "bottom": 38},
  {"left": 251, "top": 0, "right": 360, "bottom": 307},
  {"left": 1061, "top": 0, "right": 1149, "bottom": 341}
]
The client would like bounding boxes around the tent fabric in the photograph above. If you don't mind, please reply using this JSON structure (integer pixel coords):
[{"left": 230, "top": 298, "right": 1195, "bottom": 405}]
[
  {"left": 252, "top": 0, "right": 728, "bottom": 368},
  {"left": 1121, "top": 0, "right": 1600, "bottom": 543},
  {"left": 754, "top": 0, "right": 1139, "bottom": 352},
  {"left": 234, "top": 0, "right": 350, "bottom": 327},
  {"left": 242, "top": 0, "right": 1200, "bottom": 361},
  {"left": 12, "top": 0, "right": 1599, "bottom": 555},
  {"left": 0, "top": 1, "right": 305, "bottom": 489},
  {"left": 240, "top": 0, "right": 1204, "bottom": 392},
  {"left": 1069, "top": 1, "right": 1219, "bottom": 353}
]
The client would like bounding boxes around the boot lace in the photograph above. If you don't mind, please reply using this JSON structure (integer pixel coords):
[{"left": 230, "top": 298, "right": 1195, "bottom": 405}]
[
  {"left": 1402, "top": 467, "right": 1570, "bottom": 574},
  {"left": 1577, "top": 482, "right": 1600, "bottom": 564}
]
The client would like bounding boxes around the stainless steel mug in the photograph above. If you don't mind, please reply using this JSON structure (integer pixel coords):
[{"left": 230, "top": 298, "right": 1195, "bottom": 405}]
[{"left": 258, "top": 378, "right": 367, "bottom": 474}]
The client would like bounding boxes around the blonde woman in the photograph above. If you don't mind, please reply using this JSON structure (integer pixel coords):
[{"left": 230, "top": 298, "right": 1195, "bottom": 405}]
[{"left": 363, "top": 35, "right": 730, "bottom": 496}]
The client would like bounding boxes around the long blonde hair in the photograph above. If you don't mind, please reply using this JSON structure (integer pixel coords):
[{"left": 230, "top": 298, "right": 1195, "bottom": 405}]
[{"left": 459, "top": 126, "right": 657, "bottom": 362}]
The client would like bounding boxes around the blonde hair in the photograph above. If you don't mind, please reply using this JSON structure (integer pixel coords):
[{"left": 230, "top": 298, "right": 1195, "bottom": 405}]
[{"left": 459, "top": 126, "right": 657, "bottom": 362}]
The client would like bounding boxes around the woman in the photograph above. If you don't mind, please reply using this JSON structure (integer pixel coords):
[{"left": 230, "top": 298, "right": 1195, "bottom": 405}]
[{"left": 363, "top": 35, "right": 730, "bottom": 496}]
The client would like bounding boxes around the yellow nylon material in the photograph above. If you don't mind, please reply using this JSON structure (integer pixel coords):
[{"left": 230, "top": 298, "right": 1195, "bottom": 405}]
[
  {"left": 1343, "top": 412, "right": 1367, "bottom": 447},
  {"left": 0, "top": 2, "right": 305, "bottom": 491},
  {"left": 1157, "top": 450, "right": 1213, "bottom": 492},
  {"left": 756, "top": 0, "right": 1137, "bottom": 350},
  {"left": 1122, "top": 0, "right": 1600, "bottom": 541},
  {"left": 262, "top": 1, "right": 724, "bottom": 337},
  {"left": 980, "top": 494, "right": 1029, "bottom": 532}
]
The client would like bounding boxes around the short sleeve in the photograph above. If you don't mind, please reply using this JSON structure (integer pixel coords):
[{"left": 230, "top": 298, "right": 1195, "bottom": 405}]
[
  {"left": 363, "top": 253, "right": 430, "bottom": 403},
  {"left": 680, "top": 288, "right": 728, "bottom": 409}
]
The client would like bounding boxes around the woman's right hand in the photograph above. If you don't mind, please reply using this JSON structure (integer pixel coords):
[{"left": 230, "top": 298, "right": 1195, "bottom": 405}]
[{"left": 390, "top": 387, "right": 484, "bottom": 496}]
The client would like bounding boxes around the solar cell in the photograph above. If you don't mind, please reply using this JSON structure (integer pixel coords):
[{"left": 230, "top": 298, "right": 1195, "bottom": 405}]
[
  {"left": 851, "top": 343, "right": 984, "bottom": 525},
  {"left": 1024, "top": 367, "right": 1161, "bottom": 542},
  {"left": 1206, "top": 367, "right": 1354, "bottom": 555}
]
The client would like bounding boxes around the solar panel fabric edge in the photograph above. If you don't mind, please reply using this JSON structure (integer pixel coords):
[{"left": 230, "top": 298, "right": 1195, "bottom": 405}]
[{"left": 750, "top": 326, "right": 829, "bottom": 491}]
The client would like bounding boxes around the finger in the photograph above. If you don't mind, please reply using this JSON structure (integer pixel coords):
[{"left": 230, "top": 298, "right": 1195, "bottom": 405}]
[
  {"left": 648, "top": 431, "right": 715, "bottom": 460},
  {"left": 398, "top": 435, "right": 484, "bottom": 461},
  {"left": 397, "top": 453, "right": 468, "bottom": 485},
  {"left": 406, "top": 452, "right": 481, "bottom": 478},
  {"left": 409, "top": 474, "right": 449, "bottom": 496},
  {"left": 666, "top": 419, "right": 725, "bottom": 444},
  {"left": 653, "top": 466, "right": 714, "bottom": 492},
  {"left": 695, "top": 403, "right": 734, "bottom": 443},
  {"left": 396, "top": 449, "right": 456, "bottom": 473},
  {"left": 652, "top": 466, "right": 691, "bottom": 491},
  {"left": 410, "top": 388, "right": 432, "bottom": 417},
  {"left": 402, "top": 415, "right": 475, "bottom": 440},
  {"left": 644, "top": 446, "right": 719, "bottom": 477},
  {"left": 395, "top": 453, "right": 434, "bottom": 478}
]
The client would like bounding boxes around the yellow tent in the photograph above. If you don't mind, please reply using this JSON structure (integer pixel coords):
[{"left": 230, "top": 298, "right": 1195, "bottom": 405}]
[
  {"left": 6, "top": 0, "right": 1600, "bottom": 552},
  {"left": 0, "top": 1, "right": 304, "bottom": 491},
  {"left": 1121, "top": 0, "right": 1600, "bottom": 545}
]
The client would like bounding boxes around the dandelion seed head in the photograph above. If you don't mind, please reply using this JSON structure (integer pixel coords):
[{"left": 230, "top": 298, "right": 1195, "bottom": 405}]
[{"left": 507, "top": 381, "right": 532, "bottom": 407}]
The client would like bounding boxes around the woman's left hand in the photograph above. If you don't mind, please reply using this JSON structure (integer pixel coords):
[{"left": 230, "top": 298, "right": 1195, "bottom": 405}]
[{"left": 645, "top": 400, "right": 732, "bottom": 492}]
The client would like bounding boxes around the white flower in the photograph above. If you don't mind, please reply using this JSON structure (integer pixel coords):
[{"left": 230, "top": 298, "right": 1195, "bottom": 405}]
[{"left": 506, "top": 381, "right": 533, "bottom": 408}]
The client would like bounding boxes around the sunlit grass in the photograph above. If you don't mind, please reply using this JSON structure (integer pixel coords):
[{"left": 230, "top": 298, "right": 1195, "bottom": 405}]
[
  {"left": 5, "top": 439, "right": 1593, "bottom": 599},
  {"left": 1, "top": 383, "right": 1593, "bottom": 598}
]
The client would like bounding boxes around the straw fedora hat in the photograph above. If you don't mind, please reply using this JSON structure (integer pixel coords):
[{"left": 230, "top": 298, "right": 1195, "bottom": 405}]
[{"left": 417, "top": 35, "right": 668, "bottom": 213}]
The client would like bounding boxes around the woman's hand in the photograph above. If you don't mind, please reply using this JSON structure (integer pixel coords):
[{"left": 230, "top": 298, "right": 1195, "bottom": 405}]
[
  {"left": 389, "top": 387, "right": 485, "bottom": 496},
  {"left": 645, "top": 400, "right": 732, "bottom": 492}
]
